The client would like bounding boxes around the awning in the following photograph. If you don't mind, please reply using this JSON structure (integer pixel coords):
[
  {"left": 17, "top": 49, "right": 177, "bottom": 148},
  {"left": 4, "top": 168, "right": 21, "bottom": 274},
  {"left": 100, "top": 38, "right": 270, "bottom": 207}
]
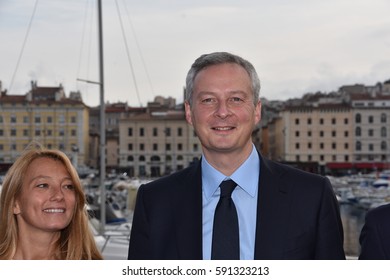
[
  {"left": 326, "top": 162, "right": 388, "bottom": 169},
  {"left": 326, "top": 162, "right": 353, "bottom": 169}
]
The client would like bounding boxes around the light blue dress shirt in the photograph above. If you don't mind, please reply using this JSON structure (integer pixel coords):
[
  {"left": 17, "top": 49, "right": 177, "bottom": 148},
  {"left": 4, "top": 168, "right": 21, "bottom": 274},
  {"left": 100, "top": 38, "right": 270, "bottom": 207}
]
[{"left": 202, "top": 145, "right": 260, "bottom": 260}]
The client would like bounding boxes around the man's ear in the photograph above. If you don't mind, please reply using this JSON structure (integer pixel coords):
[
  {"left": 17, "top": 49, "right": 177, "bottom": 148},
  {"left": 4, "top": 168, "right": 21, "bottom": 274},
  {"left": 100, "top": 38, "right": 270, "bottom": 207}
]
[{"left": 184, "top": 101, "right": 193, "bottom": 126}]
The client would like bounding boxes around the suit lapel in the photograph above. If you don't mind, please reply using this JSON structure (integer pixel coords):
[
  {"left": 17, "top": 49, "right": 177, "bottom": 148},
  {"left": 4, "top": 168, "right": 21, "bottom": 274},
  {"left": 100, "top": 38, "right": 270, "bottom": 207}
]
[
  {"left": 174, "top": 161, "right": 203, "bottom": 259},
  {"left": 254, "top": 155, "right": 291, "bottom": 259}
]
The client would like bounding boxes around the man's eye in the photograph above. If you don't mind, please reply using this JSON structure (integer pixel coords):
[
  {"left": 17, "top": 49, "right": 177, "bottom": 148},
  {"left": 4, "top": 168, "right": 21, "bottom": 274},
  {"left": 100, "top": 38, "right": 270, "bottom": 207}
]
[
  {"left": 202, "top": 98, "right": 214, "bottom": 103},
  {"left": 231, "top": 97, "right": 243, "bottom": 102}
]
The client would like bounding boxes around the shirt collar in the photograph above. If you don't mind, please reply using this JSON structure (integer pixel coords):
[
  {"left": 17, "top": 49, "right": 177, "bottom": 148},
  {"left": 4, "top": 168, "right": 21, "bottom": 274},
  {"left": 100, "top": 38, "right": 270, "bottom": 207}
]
[{"left": 202, "top": 145, "right": 260, "bottom": 200}]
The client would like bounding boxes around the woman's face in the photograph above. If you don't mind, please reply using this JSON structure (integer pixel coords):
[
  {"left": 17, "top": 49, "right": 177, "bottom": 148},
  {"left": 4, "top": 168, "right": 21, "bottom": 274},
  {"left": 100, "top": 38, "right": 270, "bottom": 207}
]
[{"left": 14, "top": 157, "right": 77, "bottom": 234}]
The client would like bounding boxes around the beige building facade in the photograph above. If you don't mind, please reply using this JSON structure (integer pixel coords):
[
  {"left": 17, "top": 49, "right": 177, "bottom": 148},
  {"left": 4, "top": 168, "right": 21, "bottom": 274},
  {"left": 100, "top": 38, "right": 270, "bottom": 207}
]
[
  {"left": 118, "top": 110, "right": 202, "bottom": 178},
  {"left": 278, "top": 104, "right": 353, "bottom": 174},
  {"left": 0, "top": 82, "right": 89, "bottom": 172}
]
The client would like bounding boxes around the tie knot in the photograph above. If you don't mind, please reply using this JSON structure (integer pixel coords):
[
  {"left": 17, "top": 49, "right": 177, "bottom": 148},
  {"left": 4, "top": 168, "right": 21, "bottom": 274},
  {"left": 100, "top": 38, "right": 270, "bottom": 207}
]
[{"left": 219, "top": 179, "right": 237, "bottom": 198}]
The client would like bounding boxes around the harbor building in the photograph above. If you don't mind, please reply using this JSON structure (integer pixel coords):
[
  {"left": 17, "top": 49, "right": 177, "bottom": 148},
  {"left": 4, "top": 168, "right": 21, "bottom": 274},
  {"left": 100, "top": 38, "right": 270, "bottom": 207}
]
[
  {"left": 118, "top": 98, "right": 202, "bottom": 178},
  {"left": 0, "top": 81, "right": 89, "bottom": 172}
]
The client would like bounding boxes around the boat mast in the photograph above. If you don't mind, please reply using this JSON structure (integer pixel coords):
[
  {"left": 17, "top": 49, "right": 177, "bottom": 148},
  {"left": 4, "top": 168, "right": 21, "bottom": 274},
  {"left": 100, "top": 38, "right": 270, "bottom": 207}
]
[{"left": 97, "top": 0, "right": 106, "bottom": 235}]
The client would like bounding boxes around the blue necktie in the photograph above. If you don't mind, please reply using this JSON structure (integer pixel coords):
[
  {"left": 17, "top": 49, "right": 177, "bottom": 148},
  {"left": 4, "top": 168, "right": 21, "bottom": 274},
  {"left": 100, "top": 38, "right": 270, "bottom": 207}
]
[{"left": 211, "top": 179, "right": 239, "bottom": 259}]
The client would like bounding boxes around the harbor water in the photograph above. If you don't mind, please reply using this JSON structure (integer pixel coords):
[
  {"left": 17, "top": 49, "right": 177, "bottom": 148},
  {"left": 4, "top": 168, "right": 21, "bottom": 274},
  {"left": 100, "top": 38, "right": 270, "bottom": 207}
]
[{"left": 340, "top": 203, "right": 367, "bottom": 258}]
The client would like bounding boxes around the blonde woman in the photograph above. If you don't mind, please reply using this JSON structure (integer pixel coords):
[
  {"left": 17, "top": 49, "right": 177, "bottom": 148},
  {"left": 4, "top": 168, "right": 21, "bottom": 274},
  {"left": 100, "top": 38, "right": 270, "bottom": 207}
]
[{"left": 0, "top": 144, "right": 102, "bottom": 259}]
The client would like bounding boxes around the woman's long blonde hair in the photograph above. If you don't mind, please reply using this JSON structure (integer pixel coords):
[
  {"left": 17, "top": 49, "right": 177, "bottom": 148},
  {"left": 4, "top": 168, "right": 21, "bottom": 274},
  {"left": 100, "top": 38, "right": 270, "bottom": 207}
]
[{"left": 0, "top": 143, "right": 103, "bottom": 259}]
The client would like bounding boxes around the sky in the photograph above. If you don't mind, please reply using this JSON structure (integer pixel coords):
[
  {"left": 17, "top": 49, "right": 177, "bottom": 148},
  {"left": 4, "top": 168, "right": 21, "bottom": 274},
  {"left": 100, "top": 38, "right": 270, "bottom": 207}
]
[{"left": 0, "top": 0, "right": 390, "bottom": 107}]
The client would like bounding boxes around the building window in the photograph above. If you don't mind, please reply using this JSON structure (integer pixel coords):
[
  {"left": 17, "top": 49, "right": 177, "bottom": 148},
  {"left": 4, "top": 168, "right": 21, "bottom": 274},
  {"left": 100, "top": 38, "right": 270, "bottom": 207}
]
[
  {"left": 344, "top": 118, "right": 348, "bottom": 125},
  {"left": 35, "top": 129, "right": 41, "bottom": 136},
  {"left": 11, "top": 129, "right": 16, "bottom": 136},
  {"left": 307, "top": 118, "right": 312, "bottom": 125},
  {"left": 128, "top": 128, "right": 133, "bottom": 136},
  {"left": 166, "top": 143, "right": 171, "bottom": 151},
  {"left": 369, "top": 143, "right": 374, "bottom": 151},
  {"left": 368, "top": 129, "right": 374, "bottom": 137},
  {"left": 344, "top": 143, "right": 349, "bottom": 149},
  {"left": 308, "top": 142, "right": 312, "bottom": 149},
  {"left": 177, "top": 127, "right": 183, "bottom": 137},
  {"left": 345, "top": 155, "right": 349, "bottom": 161},
  {"left": 193, "top": 144, "right": 199, "bottom": 152},
  {"left": 368, "top": 116, "right": 374, "bottom": 123},
  {"left": 381, "top": 127, "right": 387, "bottom": 137},
  {"left": 295, "top": 131, "right": 300, "bottom": 137},
  {"left": 296, "top": 155, "right": 300, "bottom": 162},
  {"left": 355, "top": 127, "right": 361, "bottom": 137},
  {"left": 344, "top": 131, "right": 349, "bottom": 137},
  {"left": 23, "top": 116, "right": 29, "bottom": 123},
  {"left": 11, "top": 115, "right": 17, "bottom": 123},
  {"left": 355, "top": 113, "right": 361, "bottom": 123},
  {"left": 356, "top": 141, "right": 361, "bottom": 151},
  {"left": 320, "top": 155, "right": 324, "bottom": 161},
  {"left": 71, "top": 129, "right": 76, "bottom": 136},
  {"left": 319, "top": 118, "right": 324, "bottom": 125},
  {"left": 153, "top": 127, "right": 158, "bottom": 137},
  {"left": 295, "top": 118, "right": 299, "bottom": 125},
  {"left": 165, "top": 127, "right": 171, "bottom": 136},
  {"left": 153, "top": 143, "right": 158, "bottom": 151},
  {"left": 320, "top": 143, "right": 324, "bottom": 149},
  {"left": 332, "top": 143, "right": 336, "bottom": 149},
  {"left": 128, "top": 143, "right": 133, "bottom": 151},
  {"left": 332, "top": 131, "right": 336, "bottom": 137},
  {"left": 332, "top": 118, "right": 336, "bottom": 125},
  {"left": 139, "top": 143, "right": 144, "bottom": 151},
  {"left": 139, "top": 127, "right": 144, "bottom": 137},
  {"left": 23, "top": 129, "right": 29, "bottom": 136},
  {"left": 308, "top": 131, "right": 312, "bottom": 137},
  {"left": 127, "top": 155, "right": 134, "bottom": 161},
  {"left": 320, "top": 131, "right": 324, "bottom": 137},
  {"left": 139, "top": 155, "right": 145, "bottom": 161},
  {"left": 295, "top": 143, "right": 300, "bottom": 149},
  {"left": 381, "top": 141, "right": 387, "bottom": 151},
  {"left": 177, "top": 143, "right": 183, "bottom": 151},
  {"left": 381, "top": 113, "right": 387, "bottom": 123}
]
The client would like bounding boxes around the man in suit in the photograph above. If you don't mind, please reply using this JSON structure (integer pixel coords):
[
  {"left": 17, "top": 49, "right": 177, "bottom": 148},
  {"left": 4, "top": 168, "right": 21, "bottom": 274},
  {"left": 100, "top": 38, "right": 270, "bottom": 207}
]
[
  {"left": 127, "top": 51, "right": 345, "bottom": 260},
  {"left": 359, "top": 203, "right": 390, "bottom": 259}
]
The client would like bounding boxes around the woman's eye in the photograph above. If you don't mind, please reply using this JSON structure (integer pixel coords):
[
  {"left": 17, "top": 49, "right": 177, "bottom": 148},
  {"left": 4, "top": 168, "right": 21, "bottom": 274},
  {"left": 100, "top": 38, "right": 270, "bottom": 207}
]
[
  {"left": 37, "top": 183, "right": 49, "bottom": 188},
  {"left": 64, "top": 184, "right": 75, "bottom": 190}
]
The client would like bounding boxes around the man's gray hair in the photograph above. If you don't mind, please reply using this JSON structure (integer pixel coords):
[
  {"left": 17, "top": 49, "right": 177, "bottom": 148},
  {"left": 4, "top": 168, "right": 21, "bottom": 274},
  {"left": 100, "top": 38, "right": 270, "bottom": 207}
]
[{"left": 185, "top": 52, "right": 261, "bottom": 105}]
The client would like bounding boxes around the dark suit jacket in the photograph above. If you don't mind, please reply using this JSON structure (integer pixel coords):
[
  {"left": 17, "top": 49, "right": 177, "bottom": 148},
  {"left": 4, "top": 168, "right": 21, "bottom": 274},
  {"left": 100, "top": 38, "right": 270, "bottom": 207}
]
[
  {"left": 128, "top": 154, "right": 345, "bottom": 260},
  {"left": 359, "top": 203, "right": 390, "bottom": 259}
]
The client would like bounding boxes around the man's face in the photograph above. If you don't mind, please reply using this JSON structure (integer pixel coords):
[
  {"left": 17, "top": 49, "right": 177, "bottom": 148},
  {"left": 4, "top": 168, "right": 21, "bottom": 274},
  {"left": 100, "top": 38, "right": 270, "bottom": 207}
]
[{"left": 185, "top": 63, "right": 261, "bottom": 158}]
